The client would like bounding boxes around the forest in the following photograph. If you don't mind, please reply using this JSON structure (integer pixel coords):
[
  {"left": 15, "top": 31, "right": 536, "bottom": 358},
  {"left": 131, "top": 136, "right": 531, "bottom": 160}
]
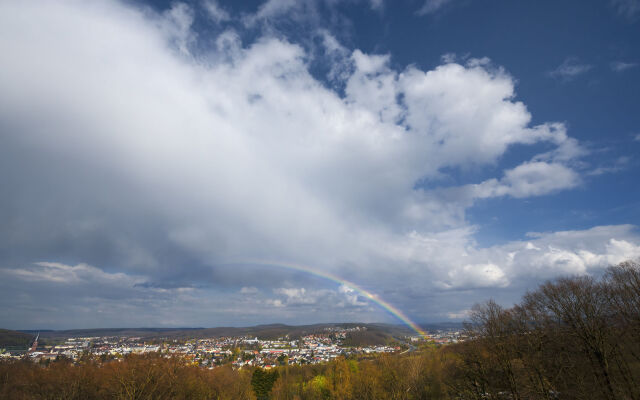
[{"left": 1, "top": 260, "right": 638, "bottom": 400}]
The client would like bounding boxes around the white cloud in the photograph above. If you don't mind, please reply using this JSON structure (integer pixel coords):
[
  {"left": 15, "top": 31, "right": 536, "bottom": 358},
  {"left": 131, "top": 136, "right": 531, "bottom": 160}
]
[
  {"left": 267, "top": 299, "right": 285, "bottom": 307},
  {"left": 447, "top": 309, "right": 471, "bottom": 319},
  {"left": 244, "top": 0, "right": 303, "bottom": 25},
  {"left": 160, "top": 2, "right": 196, "bottom": 55},
  {"left": 320, "top": 30, "right": 353, "bottom": 83},
  {"left": 422, "top": 160, "right": 581, "bottom": 227},
  {"left": 440, "top": 53, "right": 458, "bottom": 63},
  {"left": 416, "top": 0, "right": 456, "bottom": 15},
  {"left": 611, "top": 0, "right": 640, "bottom": 18},
  {"left": 611, "top": 61, "right": 638, "bottom": 72},
  {"left": 532, "top": 136, "right": 588, "bottom": 163},
  {"left": 369, "top": 0, "right": 384, "bottom": 11},
  {"left": 587, "top": 156, "right": 631, "bottom": 176},
  {"left": 389, "top": 225, "right": 640, "bottom": 291},
  {"left": 548, "top": 57, "right": 593, "bottom": 80},
  {"left": 442, "top": 263, "right": 509, "bottom": 289},
  {"left": 471, "top": 161, "right": 581, "bottom": 199},
  {"left": 0, "top": 0, "right": 637, "bottom": 327},
  {"left": 2, "top": 262, "right": 141, "bottom": 286},
  {"left": 346, "top": 50, "right": 402, "bottom": 124},
  {"left": 271, "top": 287, "right": 357, "bottom": 307},
  {"left": 202, "top": 0, "right": 230, "bottom": 23},
  {"left": 398, "top": 61, "right": 575, "bottom": 169},
  {"left": 275, "top": 287, "right": 312, "bottom": 302},
  {"left": 502, "top": 226, "right": 640, "bottom": 279},
  {"left": 338, "top": 285, "right": 368, "bottom": 306},
  {"left": 525, "top": 242, "right": 540, "bottom": 251}
]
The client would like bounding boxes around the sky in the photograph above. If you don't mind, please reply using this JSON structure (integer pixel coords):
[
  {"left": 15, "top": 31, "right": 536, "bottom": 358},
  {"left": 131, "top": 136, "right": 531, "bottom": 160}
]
[{"left": 1, "top": 0, "right": 639, "bottom": 330}]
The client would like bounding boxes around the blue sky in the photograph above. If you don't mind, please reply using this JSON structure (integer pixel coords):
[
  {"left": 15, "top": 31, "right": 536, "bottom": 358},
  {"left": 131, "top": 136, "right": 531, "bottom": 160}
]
[{"left": 0, "top": 0, "right": 639, "bottom": 329}]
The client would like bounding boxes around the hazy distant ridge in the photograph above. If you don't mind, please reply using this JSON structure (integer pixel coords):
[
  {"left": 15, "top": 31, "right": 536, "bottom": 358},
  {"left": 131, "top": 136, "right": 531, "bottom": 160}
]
[{"left": 17, "top": 322, "right": 462, "bottom": 341}]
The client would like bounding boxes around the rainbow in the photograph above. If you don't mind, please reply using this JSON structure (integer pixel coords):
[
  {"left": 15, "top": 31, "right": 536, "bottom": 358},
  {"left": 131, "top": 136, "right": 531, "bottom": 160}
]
[{"left": 226, "top": 261, "right": 428, "bottom": 338}]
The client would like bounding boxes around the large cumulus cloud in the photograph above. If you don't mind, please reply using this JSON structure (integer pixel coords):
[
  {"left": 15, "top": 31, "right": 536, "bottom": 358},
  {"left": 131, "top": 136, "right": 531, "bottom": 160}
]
[{"left": 0, "top": 0, "right": 638, "bottom": 329}]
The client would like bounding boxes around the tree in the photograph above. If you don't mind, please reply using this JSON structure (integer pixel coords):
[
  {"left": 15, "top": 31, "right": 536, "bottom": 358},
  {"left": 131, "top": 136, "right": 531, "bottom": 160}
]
[{"left": 251, "top": 368, "right": 279, "bottom": 400}]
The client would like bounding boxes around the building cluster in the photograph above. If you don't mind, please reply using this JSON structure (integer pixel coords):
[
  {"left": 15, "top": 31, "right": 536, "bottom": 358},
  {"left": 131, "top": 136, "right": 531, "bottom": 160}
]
[
  {"left": 419, "top": 329, "right": 468, "bottom": 345},
  {"left": 1, "top": 326, "right": 466, "bottom": 368},
  {"left": 230, "top": 332, "right": 400, "bottom": 369}
]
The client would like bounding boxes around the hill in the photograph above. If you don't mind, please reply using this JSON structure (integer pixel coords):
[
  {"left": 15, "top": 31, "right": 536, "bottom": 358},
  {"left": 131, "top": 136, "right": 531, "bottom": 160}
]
[
  {"left": 26, "top": 322, "right": 418, "bottom": 344},
  {"left": 0, "top": 329, "right": 34, "bottom": 348},
  {"left": 342, "top": 329, "right": 390, "bottom": 347}
]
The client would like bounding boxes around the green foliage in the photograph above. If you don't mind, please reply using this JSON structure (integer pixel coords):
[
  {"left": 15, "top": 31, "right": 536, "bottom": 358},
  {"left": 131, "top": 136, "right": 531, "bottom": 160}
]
[
  {"left": 309, "top": 375, "right": 331, "bottom": 399},
  {"left": 277, "top": 354, "right": 288, "bottom": 366},
  {"left": 251, "top": 367, "right": 279, "bottom": 400}
]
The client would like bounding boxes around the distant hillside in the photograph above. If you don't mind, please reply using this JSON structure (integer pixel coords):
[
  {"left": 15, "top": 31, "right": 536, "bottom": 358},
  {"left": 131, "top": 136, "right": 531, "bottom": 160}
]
[
  {"left": 26, "top": 327, "right": 204, "bottom": 340},
  {"left": 30, "top": 323, "right": 417, "bottom": 341},
  {"left": 0, "top": 329, "right": 34, "bottom": 347},
  {"left": 342, "top": 330, "right": 391, "bottom": 347},
  {"left": 421, "top": 322, "right": 464, "bottom": 331}
]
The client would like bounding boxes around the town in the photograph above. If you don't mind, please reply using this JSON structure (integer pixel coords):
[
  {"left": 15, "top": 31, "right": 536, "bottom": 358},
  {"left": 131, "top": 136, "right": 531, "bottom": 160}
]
[{"left": 1, "top": 326, "right": 466, "bottom": 369}]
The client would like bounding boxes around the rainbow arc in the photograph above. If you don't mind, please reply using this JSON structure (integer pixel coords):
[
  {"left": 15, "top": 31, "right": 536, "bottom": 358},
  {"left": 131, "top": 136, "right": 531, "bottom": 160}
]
[{"left": 226, "top": 261, "right": 429, "bottom": 338}]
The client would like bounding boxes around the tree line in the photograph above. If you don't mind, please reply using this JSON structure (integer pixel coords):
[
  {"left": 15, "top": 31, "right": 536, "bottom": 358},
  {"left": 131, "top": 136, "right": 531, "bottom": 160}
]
[
  {"left": 1, "top": 260, "right": 638, "bottom": 399},
  {"left": 448, "top": 260, "right": 640, "bottom": 400}
]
